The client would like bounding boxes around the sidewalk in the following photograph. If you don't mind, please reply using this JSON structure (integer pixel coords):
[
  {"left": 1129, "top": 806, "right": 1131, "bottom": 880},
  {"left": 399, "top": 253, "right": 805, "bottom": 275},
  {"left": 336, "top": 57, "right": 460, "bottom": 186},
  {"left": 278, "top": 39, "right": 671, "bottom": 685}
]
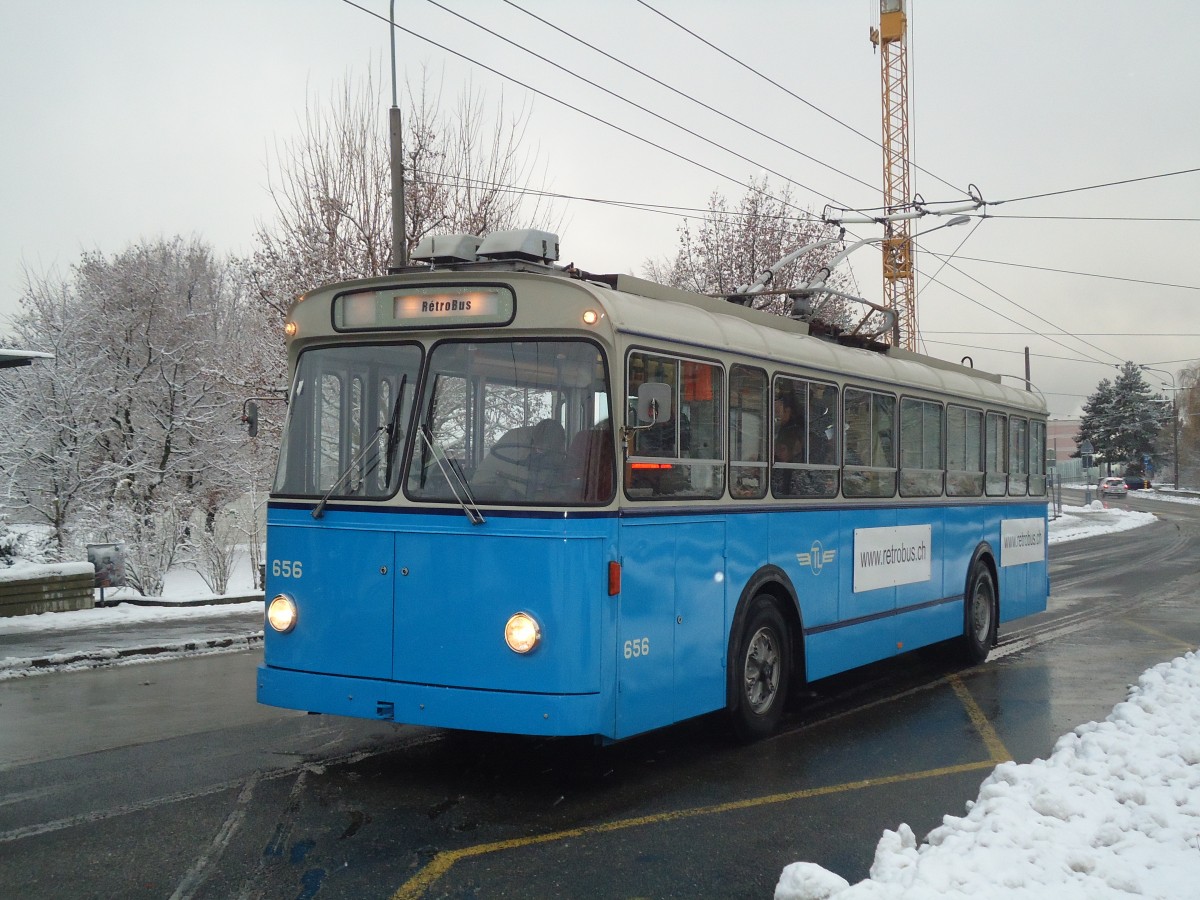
[{"left": 0, "top": 596, "right": 264, "bottom": 678}]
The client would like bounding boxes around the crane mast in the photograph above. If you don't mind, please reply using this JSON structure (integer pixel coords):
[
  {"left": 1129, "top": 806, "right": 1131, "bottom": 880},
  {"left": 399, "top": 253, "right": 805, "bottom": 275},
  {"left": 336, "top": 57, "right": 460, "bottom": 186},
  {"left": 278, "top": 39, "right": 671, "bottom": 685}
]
[{"left": 870, "top": 0, "right": 915, "bottom": 350}]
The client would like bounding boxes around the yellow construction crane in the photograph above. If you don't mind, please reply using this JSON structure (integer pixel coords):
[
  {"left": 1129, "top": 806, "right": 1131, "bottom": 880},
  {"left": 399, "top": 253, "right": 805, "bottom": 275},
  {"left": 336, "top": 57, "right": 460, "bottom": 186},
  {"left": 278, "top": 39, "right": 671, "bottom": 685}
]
[{"left": 870, "top": 0, "right": 915, "bottom": 350}]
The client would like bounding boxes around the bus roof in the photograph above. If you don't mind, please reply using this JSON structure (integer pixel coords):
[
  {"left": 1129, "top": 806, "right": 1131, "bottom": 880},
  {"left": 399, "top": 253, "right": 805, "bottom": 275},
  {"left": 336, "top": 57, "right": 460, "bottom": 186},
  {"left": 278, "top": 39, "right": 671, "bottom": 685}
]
[
  {"left": 584, "top": 273, "right": 1046, "bottom": 416},
  {"left": 296, "top": 261, "right": 1046, "bottom": 417}
]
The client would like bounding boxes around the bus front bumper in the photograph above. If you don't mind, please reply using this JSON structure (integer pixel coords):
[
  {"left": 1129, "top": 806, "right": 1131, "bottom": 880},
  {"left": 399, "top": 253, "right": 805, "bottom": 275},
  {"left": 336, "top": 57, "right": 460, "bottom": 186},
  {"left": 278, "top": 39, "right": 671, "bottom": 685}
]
[{"left": 257, "top": 665, "right": 609, "bottom": 738}]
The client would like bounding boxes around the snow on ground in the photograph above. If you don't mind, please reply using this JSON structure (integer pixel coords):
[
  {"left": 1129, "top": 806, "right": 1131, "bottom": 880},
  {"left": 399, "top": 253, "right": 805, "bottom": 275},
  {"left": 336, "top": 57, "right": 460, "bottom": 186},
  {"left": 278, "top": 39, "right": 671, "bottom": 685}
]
[
  {"left": 777, "top": 652, "right": 1200, "bottom": 900},
  {"left": 778, "top": 504, "right": 1200, "bottom": 900},
  {"left": 1048, "top": 501, "right": 1157, "bottom": 544},
  {"left": 8, "top": 506, "right": 1198, "bottom": 898}
]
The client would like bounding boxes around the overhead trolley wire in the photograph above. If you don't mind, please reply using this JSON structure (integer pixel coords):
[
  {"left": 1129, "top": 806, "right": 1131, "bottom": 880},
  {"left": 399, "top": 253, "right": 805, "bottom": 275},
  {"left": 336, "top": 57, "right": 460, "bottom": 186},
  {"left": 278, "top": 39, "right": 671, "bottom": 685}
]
[
  {"left": 338, "top": 0, "right": 832, "bottom": 227},
  {"left": 342, "top": 0, "right": 1161, "bottom": 358},
  {"left": 918, "top": 251, "right": 1200, "bottom": 293},
  {"left": 985, "top": 214, "right": 1200, "bottom": 223},
  {"left": 410, "top": 168, "right": 816, "bottom": 221},
  {"left": 633, "top": 0, "right": 970, "bottom": 201},
  {"left": 417, "top": 0, "right": 867, "bottom": 217},
  {"left": 989, "top": 166, "right": 1200, "bottom": 206},
  {"left": 911, "top": 249, "right": 1127, "bottom": 368},
  {"left": 495, "top": 0, "right": 881, "bottom": 197},
  {"left": 921, "top": 340, "right": 1132, "bottom": 369},
  {"left": 927, "top": 331, "right": 1200, "bottom": 338}
]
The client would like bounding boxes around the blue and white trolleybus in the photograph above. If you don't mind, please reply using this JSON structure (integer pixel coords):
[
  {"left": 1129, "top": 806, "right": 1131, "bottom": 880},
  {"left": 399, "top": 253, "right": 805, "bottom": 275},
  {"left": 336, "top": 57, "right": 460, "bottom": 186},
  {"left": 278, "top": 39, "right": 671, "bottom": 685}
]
[{"left": 257, "top": 228, "right": 1049, "bottom": 741}]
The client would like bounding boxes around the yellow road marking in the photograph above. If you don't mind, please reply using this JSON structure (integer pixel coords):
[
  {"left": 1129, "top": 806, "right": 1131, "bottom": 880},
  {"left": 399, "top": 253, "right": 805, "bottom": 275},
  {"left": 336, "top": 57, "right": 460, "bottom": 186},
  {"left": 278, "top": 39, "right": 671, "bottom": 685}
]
[
  {"left": 389, "top": 758, "right": 997, "bottom": 899},
  {"left": 948, "top": 674, "right": 1012, "bottom": 763},
  {"left": 1122, "top": 618, "right": 1196, "bottom": 652},
  {"left": 392, "top": 675, "right": 1012, "bottom": 898}
]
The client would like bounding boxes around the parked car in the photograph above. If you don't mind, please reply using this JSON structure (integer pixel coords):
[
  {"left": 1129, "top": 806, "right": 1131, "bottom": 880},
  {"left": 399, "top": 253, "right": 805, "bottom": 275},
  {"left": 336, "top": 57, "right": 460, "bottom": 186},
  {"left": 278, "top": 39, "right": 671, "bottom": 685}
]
[
  {"left": 1124, "top": 474, "right": 1150, "bottom": 490},
  {"left": 1100, "top": 476, "right": 1128, "bottom": 497}
]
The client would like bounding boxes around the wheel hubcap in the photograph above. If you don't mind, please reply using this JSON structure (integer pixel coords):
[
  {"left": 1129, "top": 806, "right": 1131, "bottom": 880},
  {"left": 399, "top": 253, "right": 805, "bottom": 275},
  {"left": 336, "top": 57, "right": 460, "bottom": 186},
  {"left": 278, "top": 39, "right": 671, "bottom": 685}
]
[
  {"left": 971, "top": 579, "right": 994, "bottom": 641},
  {"left": 744, "top": 626, "right": 780, "bottom": 714}
]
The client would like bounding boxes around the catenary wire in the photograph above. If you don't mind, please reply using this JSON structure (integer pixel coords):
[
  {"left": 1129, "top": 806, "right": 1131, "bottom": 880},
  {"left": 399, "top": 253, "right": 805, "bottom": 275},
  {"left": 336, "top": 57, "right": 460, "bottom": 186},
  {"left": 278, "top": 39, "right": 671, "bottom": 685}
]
[
  {"left": 418, "top": 0, "right": 869, "bottom": 216},
  {"left": 633, "top": 0, "right": 969, "bottom": 200},
  {"left": 495, "top": 0, "right": 881, "bottom": 197},
  {"left": 914, "top": 251, "right": 1128, "bottom": 367},
  {"left": 989, "top": 167, "right": 1200, "bottom": 206},
  {"left": 918, "top": 252, "right": 1200, "bottom": 292},
  {"left": 341, "top": 0, "right": 1193, "bottom": 367},
  {"left": 341, "top": 0, "right": 840, "bottom": 228}
]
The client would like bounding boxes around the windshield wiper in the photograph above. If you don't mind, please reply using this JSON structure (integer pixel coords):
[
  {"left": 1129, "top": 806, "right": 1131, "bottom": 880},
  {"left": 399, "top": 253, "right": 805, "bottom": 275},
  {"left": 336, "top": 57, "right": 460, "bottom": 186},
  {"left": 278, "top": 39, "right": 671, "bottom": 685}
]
[
  {"left": 382, "top": 374, "right": 408, "bottom": 487},
  {"left": 313, "top": 375, "right": 410, "bottom": 520},
  {"left": 311, "top": 425, "right": 386, "bottom": 519},
  {"left": 418, "top": 424, "right": 485, "bottom": 525}
]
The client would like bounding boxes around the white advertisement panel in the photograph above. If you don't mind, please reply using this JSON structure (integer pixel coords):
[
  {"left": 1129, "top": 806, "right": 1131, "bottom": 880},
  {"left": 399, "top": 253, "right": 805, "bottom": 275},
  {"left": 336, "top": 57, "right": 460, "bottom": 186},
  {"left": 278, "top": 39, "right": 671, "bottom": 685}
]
[
  {"left": 853, "top": 525, "right": 932, "bottom": 593},
  {"left": 1001, "top": 517, "right": 1046, "bottom": 567}
]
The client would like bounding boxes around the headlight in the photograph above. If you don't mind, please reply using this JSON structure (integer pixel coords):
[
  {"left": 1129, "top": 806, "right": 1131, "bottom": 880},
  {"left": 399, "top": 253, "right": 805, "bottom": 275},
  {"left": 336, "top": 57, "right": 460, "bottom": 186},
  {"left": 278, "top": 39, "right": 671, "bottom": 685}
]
[
  {"left": 504, "top": 612, "right": 541, "bottom": 654},
  {"left": 267, "top": 594, "right": 298, "bottom": 633}
]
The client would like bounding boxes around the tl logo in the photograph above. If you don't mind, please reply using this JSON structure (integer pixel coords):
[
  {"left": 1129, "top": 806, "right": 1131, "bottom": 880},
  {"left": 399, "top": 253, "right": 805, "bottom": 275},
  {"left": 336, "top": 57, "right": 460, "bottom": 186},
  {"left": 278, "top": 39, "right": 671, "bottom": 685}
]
[{"left": 797, "top": 541, "right": 836, "bottom": 575}]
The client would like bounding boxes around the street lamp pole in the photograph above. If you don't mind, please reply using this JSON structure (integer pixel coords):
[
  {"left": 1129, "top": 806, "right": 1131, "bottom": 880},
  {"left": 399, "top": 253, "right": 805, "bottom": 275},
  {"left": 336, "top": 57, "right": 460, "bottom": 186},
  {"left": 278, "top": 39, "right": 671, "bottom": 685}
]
[{"left": 1140, "top": 365, "right": 1178, "bottom": 488}]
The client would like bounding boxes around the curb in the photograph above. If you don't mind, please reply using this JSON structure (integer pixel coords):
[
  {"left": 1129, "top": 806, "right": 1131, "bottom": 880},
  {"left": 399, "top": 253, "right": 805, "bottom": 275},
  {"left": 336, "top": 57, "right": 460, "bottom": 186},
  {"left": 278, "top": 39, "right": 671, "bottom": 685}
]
[
  {"left": 1, "top": 632, "right": 265, "bottom": 677},
  {"left": 97, "top": 594, "right": 264, "bottom": 609}
]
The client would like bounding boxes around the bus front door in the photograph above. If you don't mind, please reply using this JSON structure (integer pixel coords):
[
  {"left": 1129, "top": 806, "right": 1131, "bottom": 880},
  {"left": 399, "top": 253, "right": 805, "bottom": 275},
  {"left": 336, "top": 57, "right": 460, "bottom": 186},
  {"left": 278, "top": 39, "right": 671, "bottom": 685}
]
[{"left": 616, "top": 518, "right": 726, "bottom": 738}]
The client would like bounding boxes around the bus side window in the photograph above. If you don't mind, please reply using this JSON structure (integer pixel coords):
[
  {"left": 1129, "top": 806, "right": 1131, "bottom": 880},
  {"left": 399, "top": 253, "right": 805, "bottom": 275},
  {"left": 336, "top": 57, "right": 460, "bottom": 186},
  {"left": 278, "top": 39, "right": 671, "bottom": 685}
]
[
  {"left": 729, "top": 364, "right": 768, "bottom": 499},
  {"left": 1029, "top": 420, "right": 1047, "bottom": 496},
  {"left": 843, "top": 387, "right": 897, "bottom": 498},
  {"left": 625, "top": 352, "right": 723, "bottom": 499},
  {"left": 771, "top": 376, "right": 839, "bottom": 499},
  {"left": 985, "top": 412, "right": 1008, "bottom": 496},
  {"left": 947, "top": 405, "right": 984, "bottom": 497},
  {"left": 900, "top": 397, "right": 944, "bottom": 497},
  {"left": 1008, "top": 416, "right": 1029, "bottom": 496}
]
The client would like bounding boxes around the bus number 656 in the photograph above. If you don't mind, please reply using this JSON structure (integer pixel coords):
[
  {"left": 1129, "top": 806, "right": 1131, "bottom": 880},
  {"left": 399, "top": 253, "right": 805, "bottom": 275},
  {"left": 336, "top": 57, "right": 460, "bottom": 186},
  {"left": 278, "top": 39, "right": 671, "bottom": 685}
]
[
  {"left": 271, "top": 559, "right": 303, "bottom": 578},
  {"left": 623, "top": 637, "right": 650, "bottom": 659}
]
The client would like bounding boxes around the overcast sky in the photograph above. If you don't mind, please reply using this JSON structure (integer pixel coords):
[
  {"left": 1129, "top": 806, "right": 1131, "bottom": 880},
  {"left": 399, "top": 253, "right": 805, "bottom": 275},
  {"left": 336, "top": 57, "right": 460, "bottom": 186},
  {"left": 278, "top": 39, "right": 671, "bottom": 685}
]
[{"left": 3, "top": 0, "right": 1197, "bottom": 418}]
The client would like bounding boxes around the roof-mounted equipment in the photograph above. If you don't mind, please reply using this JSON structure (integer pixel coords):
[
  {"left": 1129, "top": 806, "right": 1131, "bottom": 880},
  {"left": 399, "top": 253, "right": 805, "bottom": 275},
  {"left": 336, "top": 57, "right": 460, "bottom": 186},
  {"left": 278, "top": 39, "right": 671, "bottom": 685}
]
[
  {"left": 411, "top": 234, "right": 483, "bottom": 265},
  {"left": 477, "top": 229, "right": 560, "bottom": 264}
]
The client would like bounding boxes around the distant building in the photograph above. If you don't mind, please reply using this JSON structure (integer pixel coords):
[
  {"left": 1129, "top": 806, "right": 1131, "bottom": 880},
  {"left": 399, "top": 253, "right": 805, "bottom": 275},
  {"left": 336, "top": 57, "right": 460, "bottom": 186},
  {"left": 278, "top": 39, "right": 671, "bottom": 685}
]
[{"left": 1046, "top": 419, "right": 1080, "bottom": 463}]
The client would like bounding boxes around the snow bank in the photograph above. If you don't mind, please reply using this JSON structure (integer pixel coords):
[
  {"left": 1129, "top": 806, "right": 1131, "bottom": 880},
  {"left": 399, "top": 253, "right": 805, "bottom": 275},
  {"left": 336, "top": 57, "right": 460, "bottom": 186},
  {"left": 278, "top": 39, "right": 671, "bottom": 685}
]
[
  {"left": 777, "top": 652, "right": 1200, "bottom": 900},
  {"left": 0, "top": 560, "right": 94, "bottom": 582}
]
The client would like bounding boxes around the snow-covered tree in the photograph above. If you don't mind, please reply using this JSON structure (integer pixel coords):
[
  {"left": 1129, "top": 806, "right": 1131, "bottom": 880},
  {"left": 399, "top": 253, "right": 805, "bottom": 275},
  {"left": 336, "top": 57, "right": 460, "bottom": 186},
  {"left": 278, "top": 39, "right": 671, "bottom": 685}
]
[
  {"left": 643, "top": 178, "right": 851, "bottom": 324},
  {"left": 0, "top": 238, "right": 271, "bottom": 593},
  {"left": 1075, "top": 362, "right": 1170, "bottom": 473}
]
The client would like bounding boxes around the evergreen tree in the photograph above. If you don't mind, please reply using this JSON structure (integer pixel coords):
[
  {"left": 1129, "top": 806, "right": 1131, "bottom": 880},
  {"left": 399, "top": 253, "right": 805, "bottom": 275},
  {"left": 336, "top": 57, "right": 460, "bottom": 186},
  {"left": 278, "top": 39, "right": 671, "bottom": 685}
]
[{"left": 1075, "top": 362, "right": 1169, "bottom": 472}]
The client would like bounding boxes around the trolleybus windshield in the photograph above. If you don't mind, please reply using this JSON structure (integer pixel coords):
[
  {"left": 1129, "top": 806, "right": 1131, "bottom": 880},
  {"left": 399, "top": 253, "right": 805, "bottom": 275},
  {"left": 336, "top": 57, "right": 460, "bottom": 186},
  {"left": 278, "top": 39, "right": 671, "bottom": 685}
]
[
  {"left": 273, "top": 343, "right": 422, "bottom": 499},
  {"left": 406, "top": 339, "right": 613, "bottom": 506}
]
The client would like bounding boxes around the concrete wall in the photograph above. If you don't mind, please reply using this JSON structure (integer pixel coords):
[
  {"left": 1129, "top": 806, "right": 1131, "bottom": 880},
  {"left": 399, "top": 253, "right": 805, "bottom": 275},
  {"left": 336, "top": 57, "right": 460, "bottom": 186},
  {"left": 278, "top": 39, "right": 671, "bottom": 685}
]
[{"left": 0, "top": 564, "right": 95, "bottom": 617}]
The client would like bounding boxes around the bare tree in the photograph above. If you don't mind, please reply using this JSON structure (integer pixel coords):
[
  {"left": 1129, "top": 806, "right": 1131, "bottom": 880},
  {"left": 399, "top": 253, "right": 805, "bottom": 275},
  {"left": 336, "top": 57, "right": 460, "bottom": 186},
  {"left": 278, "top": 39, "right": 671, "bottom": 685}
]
[
  {"left": 643, "top": 178, "right": 851, "bottom": 323},
  {"left": 247, "top": 67, "right": 557, "bottom": 319},
  {"left": 0, "top": 238, "right": 268, "bottom": 594}
]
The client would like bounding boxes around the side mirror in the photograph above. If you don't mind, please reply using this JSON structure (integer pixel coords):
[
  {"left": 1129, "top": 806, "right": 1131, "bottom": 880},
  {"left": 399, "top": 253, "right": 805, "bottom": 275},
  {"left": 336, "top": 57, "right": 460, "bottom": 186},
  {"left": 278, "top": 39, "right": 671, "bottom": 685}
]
[
  {"left": 636, "top": 383, "right": 673, "bottom": 425},
  {"left": 243, "top": 401, "right": 259, "bottom": 438}
]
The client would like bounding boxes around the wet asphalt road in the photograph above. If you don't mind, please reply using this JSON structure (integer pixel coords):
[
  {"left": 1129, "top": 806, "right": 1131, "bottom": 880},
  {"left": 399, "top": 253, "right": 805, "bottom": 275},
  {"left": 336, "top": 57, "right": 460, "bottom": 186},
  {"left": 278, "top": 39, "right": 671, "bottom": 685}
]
[{"left": 1, "top": 491, "right": 1198, "bottom": 899}]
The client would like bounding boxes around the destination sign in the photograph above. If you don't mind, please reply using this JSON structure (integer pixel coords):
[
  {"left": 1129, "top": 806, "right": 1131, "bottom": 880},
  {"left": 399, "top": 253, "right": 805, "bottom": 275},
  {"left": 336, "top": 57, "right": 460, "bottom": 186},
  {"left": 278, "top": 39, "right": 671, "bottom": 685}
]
[{"left": 334, "top": 285, "right": 515, "bottom": 330}]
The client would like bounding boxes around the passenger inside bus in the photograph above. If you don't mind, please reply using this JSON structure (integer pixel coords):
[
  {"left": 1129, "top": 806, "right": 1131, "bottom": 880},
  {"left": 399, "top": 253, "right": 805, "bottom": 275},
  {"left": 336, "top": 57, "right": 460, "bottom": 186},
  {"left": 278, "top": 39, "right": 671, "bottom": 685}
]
[{"left": 773, "top": 388, "right": 804, "bottom": 463}]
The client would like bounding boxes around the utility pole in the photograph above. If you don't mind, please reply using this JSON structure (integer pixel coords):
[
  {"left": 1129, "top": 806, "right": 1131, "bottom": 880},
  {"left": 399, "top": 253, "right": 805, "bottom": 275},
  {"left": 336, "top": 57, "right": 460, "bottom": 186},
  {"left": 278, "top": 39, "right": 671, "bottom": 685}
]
[
  {"left": 388, "top": 0, "right": 408, "bottom": 272},
  {"left": 1140, "top": 365, "right": 1179, "bottom": 487}
]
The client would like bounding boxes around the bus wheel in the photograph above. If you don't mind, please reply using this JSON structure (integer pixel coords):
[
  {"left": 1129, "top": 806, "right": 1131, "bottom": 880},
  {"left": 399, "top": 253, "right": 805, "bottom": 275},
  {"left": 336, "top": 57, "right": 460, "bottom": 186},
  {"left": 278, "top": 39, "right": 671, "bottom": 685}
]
[
  {"left": 960, "top": 563, "right": 997, "bottom": 665},
  {"left": 729, "top": 596, "right": 790, "bottom": 742}
]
